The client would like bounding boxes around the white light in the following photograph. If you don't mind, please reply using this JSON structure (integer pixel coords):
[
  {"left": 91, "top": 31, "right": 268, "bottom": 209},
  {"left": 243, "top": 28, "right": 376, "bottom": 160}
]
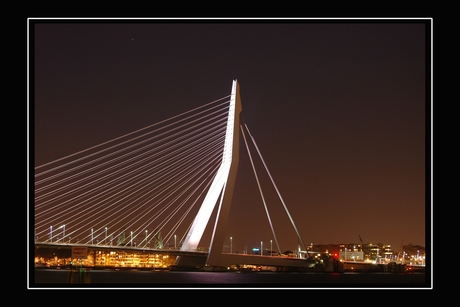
[{"left": 181, "top": 81, "right": 238, "bottom": 251}]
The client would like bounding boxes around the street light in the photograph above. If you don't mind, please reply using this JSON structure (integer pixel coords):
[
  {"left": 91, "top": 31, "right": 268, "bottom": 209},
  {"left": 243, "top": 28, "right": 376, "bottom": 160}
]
[
  {"left": 261, "top": 241, "right": 263, "bottom": 256},
  {"left": 91, "top": 228, "right": 93, "bottom": 245},
  {"left": 50, "top": 226, "right": 52, "bottom": 243},
  {"left": 131, "top": 231, "right": 133, "bottom": 247},
  {"left": 270, "top": 240, "right": 273, "bottom": 257},
  {"left": 105, "top": 227, "right": 108, "bottom": 245},
  {"left": 174, "top": 235, "right": 177, "bottom": 250},
  {"left": 230, "top": 237, "right": 233, "bottom": 254}
]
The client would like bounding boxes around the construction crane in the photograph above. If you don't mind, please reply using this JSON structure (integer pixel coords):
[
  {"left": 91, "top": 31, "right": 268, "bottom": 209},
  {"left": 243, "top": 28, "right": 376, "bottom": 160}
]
[
  {"left": 397, "top": 239, "right": 404, "bottom": 263},
  {"left": 359, "top": 235, "right": 365, "bottom": 259}
]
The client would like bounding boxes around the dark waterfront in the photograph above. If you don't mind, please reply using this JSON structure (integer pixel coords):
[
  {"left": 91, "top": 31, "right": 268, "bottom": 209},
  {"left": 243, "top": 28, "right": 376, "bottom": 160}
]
[{"left": 33, "top": 268, "right": 427, "bottom": 288}]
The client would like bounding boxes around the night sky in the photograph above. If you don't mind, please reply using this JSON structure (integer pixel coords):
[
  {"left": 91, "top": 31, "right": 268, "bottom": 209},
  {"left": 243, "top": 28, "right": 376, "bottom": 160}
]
[{"left": 33, "top": 20, "right": 428, "bottom": 253}]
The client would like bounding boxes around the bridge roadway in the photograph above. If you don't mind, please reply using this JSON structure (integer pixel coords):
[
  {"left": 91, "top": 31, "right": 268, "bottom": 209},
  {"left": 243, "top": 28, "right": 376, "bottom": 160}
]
[{"left": 35, "top": 243, "right": 314, "bottom": 269}]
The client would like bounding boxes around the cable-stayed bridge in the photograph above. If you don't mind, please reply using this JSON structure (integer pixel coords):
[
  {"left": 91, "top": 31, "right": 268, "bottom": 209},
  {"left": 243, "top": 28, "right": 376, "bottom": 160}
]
[{"left": 34, "top": 80, "right": 311, "bottom": 269}]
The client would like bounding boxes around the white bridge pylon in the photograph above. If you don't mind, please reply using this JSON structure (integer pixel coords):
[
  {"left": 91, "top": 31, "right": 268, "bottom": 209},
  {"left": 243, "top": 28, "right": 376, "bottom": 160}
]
[{"left": 180, "top": 80, "right": 241, "bottom": 266}]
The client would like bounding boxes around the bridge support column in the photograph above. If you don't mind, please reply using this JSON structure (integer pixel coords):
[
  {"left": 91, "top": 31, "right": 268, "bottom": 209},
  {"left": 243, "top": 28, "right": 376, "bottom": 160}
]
[
  {"left": 177, "top": 80, "right": 242, "bottom": 269},
  {"left": 205, "top": 80, "right": 242, "bottom": 268}
]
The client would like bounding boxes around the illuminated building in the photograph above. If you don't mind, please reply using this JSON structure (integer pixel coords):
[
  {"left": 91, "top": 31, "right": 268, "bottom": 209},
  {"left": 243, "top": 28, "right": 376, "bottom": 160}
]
[
  {"left": 402, "top": 244, "right": 425, "bottom": 265},
  {"left": 338, "top": 251, "right": 364, "bottom": 261},
  {"left": 94, "top": 250, "right": 174, "bottom": 268},
  {"left": 309, "top": 242, "right": 396, "bottom": 262},
  {"left": 34, "top": 245, "right": 176, "bottom": 269},
  {"left": 362, "top": 243, "right": 394, "bottom": 261}
]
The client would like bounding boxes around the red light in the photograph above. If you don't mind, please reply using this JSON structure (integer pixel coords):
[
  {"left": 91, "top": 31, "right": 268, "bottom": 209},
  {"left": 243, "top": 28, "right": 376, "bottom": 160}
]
[{"left": 334, "top": 253, "right": 338, "bottom": 258}]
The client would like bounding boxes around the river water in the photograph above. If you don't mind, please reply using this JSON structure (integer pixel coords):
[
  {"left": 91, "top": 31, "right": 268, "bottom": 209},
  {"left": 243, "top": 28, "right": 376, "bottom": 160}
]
[{"left": 33, "top": 268, "right": 427, "bottom": 288}]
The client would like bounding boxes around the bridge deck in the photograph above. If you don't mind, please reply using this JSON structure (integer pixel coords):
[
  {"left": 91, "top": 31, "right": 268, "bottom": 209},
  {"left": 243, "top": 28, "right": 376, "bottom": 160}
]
[
  {"left": 35, "top": 243, "right": 312, "bottom": 268},
  {"left": 34, "top": 242, "right": 208, "bottom": 258}
]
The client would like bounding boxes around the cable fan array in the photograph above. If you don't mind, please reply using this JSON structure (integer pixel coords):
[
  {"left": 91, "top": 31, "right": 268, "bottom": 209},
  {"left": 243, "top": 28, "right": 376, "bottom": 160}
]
[{"left": 34, "top": 95, "right": 231, "bottom": 248}]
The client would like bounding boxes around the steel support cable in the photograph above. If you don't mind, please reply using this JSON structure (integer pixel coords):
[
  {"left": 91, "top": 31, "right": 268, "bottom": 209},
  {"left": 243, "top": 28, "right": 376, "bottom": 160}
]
[
  {"left": 35, "top": 114, "right": 228, "bottom": 200},
  {"left": 63, "top": 136, "right": 225, "bottom": 242},
  {"left": 86, "top": 138, "right": 225, "bottom": 240},
  {"left": 131, "top": 159, "right": 222, "bottom": 247},
  {"left": 35, "top": 118, "right": 228, "bottom": 208},
  {"left": 162, "top": 168, "right": 217, "bottom": 247},
  {"left": 36, "top": 100, "right": 228, "bottom": 185},
  {"left": 35, "top": 104, "right": 229, "bottom": 198},
  {"left": 58, "top": 143, "right": 223, "bottom": 245},
  {"left": 114, "top": 139, "right": 224, "bottom": 233},
  {"left": 35, "top": 100, "right": 229, "bottom": 192},
  {"left": 36, "top": 130, "right": 227, "bottom": 228},
  {"left": 44, "top": 158, "right": 220, "bottom": 244},
  {"left": 36, "top": 139, "right": 226, "bottom": 243},
  {"left": 36, "top": 135, "right": 226, "bottom": 237},
  {"left": 240, "top": 125, "right": 282, "bottom": 256},
  {"left": 34, "top": 108, "right": 230, "bottom": 207},
  {"left": 35, "top": 95, "right": 231, "bottom": 172},
  {"left": 38, "top": 127, "right": 225, "bottom": 221},
  {"left": 35, "top": 101, "right": 230, "bottom": 185},
  {"left": 92, "top": 146, "right": 224, "bottom": 246},
  {"left": 241, "top": 116, "right": 309, "bottom": 255},
  {"left": 35, "top": 130, "right": 226, "bottom": 220},
  {"left": 97, "top": 149, "right": 222, "bottom": 246},
  {"left": 35, "top": 127, "right": 226, "bottom": 228},
  {"left": 35, "top": 118, "right": 227, "bottom": 217},
  {"left": 35, "top": 138, "right": 225, "bottom": 244},
  {"left": 35, "top": 134, "right": 226, "bottom": 238},
  {"left": 36, "top": 139, "right": 218, "bottom": 226},
  {"left": 162, "top": 174, "right": 213, "bottom": 246}
]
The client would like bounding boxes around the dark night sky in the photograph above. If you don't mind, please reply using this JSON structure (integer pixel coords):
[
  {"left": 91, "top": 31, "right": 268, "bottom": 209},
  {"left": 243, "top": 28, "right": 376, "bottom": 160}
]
[{"left": 33, "top": 20, "right": 428, "bottom": 253}]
